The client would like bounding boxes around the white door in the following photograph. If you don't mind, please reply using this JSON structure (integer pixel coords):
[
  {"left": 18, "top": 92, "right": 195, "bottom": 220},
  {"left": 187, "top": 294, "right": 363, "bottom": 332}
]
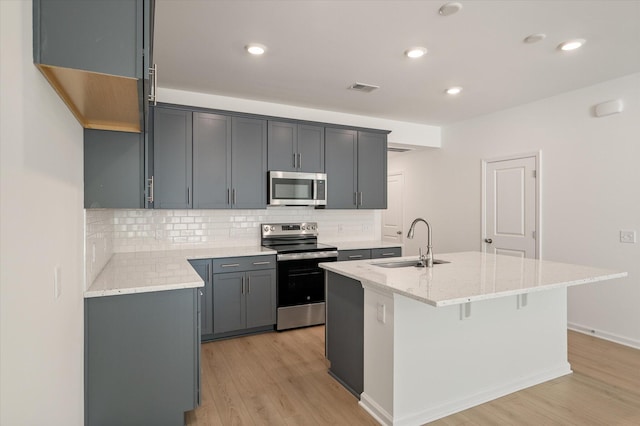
[
  {"left": 484, "top": 155, "right": 538, "bottom": 258},
  {"left": 382, "top": 173, "right": 404, "bottom": 243}
]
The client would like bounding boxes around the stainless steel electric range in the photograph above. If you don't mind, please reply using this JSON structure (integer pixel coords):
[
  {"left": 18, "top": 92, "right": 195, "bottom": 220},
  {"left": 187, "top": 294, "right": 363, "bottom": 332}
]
[{"left": 261, "top": 222, "right": 337, "bottom": 331}]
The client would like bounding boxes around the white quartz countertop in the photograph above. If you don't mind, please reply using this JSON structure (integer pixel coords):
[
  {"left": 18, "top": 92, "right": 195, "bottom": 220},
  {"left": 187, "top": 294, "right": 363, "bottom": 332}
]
[
  {"left": 320, "top": 251, "right": 627, "bottom": 307},
  {"left": 322, "top": 240, "right": 403, "bottom": 250},
  {"left": 85, "top": 246, "right": 276, "bottom": 298}
]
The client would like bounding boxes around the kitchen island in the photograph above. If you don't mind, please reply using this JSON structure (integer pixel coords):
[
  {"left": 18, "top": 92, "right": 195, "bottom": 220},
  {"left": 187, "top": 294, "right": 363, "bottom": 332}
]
[{"left": 320, "top": 251, "right": 626, "bottom": 426}]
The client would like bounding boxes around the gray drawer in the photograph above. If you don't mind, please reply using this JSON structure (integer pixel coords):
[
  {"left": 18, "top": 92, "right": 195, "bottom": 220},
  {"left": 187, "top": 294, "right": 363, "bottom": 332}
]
[
  {"left": 337, "top": 249, "right": 371, "bottom": 262},
  {"left": 371, "top": 247, "right": 402, "bottom": 259},
  {"left": 211, "top": 255, "right": 276, "bottom": 273}
]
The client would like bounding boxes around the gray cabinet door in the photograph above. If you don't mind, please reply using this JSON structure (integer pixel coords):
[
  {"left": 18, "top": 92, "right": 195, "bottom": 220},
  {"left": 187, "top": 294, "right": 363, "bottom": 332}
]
[
  {"left": 85, "top": 289, "right": 199, "bottom": 426},
  {"left": 268, "top": 121, "right": 297, "bottom": 172},
  {"left": 297, "top": 124, "right": 325, "bottom": 173},
  {"left": 34, "top": 0, "right": 143, "bottom": 78},
  {"left": 189, "top": 260, "right": 213, "bottom": 337},
  {"left": 246, "top": 269, "right": 276, "bottom": 329},
  {"left": 213, "top": 272, "right": 246, "bottom": 334},
  {"left": 357, "top": 131, "right": 387, "bottom": 209},
  {"left": 153, "top": 107, "right": 193, "bottom": 209},
  {"left": 326, "top": 271, "right": 364, "bottom": 397},
  {"left": 231, "top": 117, "right": 267, "bottom": 209},
  {"left": 325, "top": 128, "right": 358, "bottom": 209},
  {"left": 84, "top": 129, "right": 143, "bottom": 209},
  {"left": 193, "top": 112, "right": 232, "bottom": 209}
]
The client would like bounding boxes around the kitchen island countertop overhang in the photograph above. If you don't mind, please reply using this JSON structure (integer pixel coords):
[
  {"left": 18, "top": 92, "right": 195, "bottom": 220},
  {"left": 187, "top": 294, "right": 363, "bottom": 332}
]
[{"left": 319, "top": 251, "right": 627, "bottom": 307}]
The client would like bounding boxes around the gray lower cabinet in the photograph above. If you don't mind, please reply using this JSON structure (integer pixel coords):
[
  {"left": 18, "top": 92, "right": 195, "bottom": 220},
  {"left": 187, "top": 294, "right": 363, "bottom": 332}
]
[
  {"left": 338, "top": 247, "right": 402, "bottom": 261},
  {"left": 189, "top": 259, "right": 214, "bottom": 338},
  {"left": 213, "top": 268, "right": 276, "bottom": 336},
  {"left": 326, "top": 271, "right": 364, "bottom": 397},
  {"left": 84, "top": 129, "right": 143, "bottom": 208},
  {"left": 268, "top": 121, "right": 325, "bottom": 173},
  {"left": 325, "top": 128, "right": 388, "bottom": 209},
  {"left": 85, "top": 288, "right": 200, "bottom": 426}
]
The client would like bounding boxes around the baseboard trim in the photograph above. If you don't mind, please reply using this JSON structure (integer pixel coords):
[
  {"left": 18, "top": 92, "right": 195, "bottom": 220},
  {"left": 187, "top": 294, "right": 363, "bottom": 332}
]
[
  {"left": 568, "top": 323, "right": 640, "bottom": 350},
  {"left": 359, "top": 393, "right": 393, "bottom": 426}
]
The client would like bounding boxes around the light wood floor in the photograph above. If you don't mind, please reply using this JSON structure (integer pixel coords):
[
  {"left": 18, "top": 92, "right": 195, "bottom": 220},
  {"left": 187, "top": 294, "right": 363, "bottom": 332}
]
[{"left": 186, "top": 328, "right": 640, "bottom": 425}]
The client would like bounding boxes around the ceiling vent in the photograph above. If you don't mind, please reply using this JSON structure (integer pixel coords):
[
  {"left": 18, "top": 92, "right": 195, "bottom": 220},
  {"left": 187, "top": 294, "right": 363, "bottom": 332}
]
[
  {"left": 348, "top": 82, "right": 380, "bottom": 93},
  {"left": 387, "top": 147, "right": 412, "bottom": 153}
]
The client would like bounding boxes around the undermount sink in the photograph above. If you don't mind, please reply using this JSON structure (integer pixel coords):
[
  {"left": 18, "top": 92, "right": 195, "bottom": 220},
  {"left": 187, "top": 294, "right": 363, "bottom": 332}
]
[{"left": 372, "top": 259, "right": 451, "bottom": 268}]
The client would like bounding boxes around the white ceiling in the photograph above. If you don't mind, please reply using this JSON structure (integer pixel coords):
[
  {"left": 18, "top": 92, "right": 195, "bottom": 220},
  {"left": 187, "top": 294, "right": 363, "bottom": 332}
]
[{"left": 154, "top": 0, "right": 640, "bottom": 126}]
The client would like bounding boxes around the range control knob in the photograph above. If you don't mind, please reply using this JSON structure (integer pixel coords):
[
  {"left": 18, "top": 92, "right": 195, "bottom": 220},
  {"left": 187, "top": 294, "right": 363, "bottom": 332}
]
[
  {"left": 263, "top": 225, "right": 269, "bottom": 232},
  {"left": 301, "top": 225, "right": 306, "bottom": 230},
  {"left": 270, "top": 226, "right": 275, "bottom": 231}
]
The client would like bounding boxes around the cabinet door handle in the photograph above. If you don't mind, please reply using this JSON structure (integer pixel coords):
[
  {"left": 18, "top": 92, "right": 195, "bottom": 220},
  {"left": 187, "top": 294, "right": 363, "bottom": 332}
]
[
  {"left": 148, "top": 64, "right": 157, "bottom": 105},
  {"left": 187, "top": 187, "right": 191, "bottom": 205},
  {"left": 199, "top": 290, "right": 203, "bottom": 297},
  {"left": 293, "top": 153, "right": 297, "bottom": 168},
  {"left": 359, "top": 192, "right": 363, "bottom": 206},
  {"left": 241, "top": 276, "right": 245, "bottom": 294},
  {"left": 146, "top": 176, "right": 154, "bottom": 203},
  {"left": 227, "top": 188, "right": 230, "bottom": 205},
  {"left": 207, "top": 263, "right": 211, "bottom": 281},
  {"left": 221, "top": 263, "right": 240, "bottom": 268},
  {"left": 348, "top": 255, "right": 363, "bottom": 259},
  {"left": 298, "top": 153, "right": 302, "bottom": 169},
  {"left": 247, "top": 276, "right": 251, "bottom": 294},
  {"left": 354, "top": 192, "right": 358, "bottom": 206},
  {"left": 252, "top": 261, "right": 271, "bottom": 265},
  {"left": 232, "top": 188, "right": 236, "bottom": 205}
]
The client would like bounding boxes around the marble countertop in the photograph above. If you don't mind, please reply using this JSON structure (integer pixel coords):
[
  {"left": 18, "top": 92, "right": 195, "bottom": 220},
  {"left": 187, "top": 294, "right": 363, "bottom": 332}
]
[
  {"left": 85, "top": 246, "right": 276, "bottom": 298},
  {"left": 320, "top": 251, "right": 627, "bottom": 307},
  {"left": 322, "top": 240, "right": 403, "bottom": 250}
]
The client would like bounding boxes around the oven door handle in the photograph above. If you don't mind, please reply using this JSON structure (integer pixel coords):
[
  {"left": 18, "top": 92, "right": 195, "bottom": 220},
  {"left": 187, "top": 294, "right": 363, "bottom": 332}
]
[{"left": 277, "top": 251, "right": 338, "bottom": 261}]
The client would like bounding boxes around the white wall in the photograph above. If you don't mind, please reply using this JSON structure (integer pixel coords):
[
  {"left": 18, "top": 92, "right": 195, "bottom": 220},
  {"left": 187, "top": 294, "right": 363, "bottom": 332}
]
[
  {"left": 158, "top": 87, "right": 441, "bottom": 148},
  {"left": 389, "top": 73, "right": 640, "bottom": 348},
  {"left": 0, "top": 2, "right": 85, "bottom": 424}
]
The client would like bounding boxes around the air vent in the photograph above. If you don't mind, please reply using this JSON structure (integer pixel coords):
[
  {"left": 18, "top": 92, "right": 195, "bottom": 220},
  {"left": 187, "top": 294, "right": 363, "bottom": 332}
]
[
  {"left": 387, "top": 147, "right": 412, "bottom": 153},
  {"left": 348, "top": 82, "right": 380, "bottom": 93}
]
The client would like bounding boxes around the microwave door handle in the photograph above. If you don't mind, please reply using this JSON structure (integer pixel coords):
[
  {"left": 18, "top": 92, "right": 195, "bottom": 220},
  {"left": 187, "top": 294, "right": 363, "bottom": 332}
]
[{"left": 313, "top": 179, "right": 318, "bottom": 200}]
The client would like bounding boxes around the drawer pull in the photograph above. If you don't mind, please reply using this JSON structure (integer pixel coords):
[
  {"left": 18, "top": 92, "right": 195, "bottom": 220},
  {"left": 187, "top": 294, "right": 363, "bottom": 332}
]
[
  {"left": 348, "top": 255, "right": 363, "bottom": 259},
  {"left": 221, "top": 263, "right": 240, "bottom": 268},
  {"left": 252, "top": 261, "right": 271, "bottom": 265},
  {"left": 381, "top": 252, "right": 396, "bottom": 256}
]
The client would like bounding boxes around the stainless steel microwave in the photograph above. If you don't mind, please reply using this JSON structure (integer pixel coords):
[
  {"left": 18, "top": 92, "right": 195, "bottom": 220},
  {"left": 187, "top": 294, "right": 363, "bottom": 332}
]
[{"left": 268, "top": 171, "right": 327, "bottom": 206}]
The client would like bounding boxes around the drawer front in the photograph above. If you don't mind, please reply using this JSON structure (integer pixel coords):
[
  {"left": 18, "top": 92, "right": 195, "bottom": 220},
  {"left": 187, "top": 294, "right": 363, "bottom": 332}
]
[
  {"left": 371, "top": 247, "right": 402, "bottom": 259},
  {"left": 211, "top": 255, "right": 276, "bottom": 273},
  {"left": 337, "top": 249, "right": 371, "bottom": 262}
]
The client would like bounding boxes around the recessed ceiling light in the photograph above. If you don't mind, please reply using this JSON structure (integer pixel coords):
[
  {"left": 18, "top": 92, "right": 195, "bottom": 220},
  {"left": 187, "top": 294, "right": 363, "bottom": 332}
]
[
  {"left": 245, "top": 43, "right": 266, "bottom": 55},
  {"left": 558, "top": 39, "right": 586, "bottom": 51},
  {"left": 523, "top": 33, "right": 546, "bottom": 44},
  {"left": 439, "top": 2, "right": 463, "bottom": 16},
  {"left": 445, "top": 86, "right": 463, "bottom": 95},
  {"left": 405, "top": 47, "right": 427, "bottom": 58}
]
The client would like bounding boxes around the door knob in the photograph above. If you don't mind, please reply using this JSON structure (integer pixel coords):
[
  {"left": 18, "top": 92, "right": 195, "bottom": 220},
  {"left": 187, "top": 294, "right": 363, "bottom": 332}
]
[
  {"left": 484, "top": 238, "right": 493, "bottom": 244},
  {"left": 396, "top": 231, "right": 402, "bottom": 235}
]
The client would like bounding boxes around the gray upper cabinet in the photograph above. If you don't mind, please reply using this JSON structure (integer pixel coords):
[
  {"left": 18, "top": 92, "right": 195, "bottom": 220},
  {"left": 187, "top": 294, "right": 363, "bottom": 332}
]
[
  {"left": 152, "top": 107, "right": 193, "bottom": 209},
  {"left": 325, "top": 128, "right": 358, "bottom": 209},
  {"left": 33, "top": 0, "right": 154, "bottom": 132},
  {"left": 268, "top": 121, "right": 325, "bottom": 173},
  {"left": 193, "top": 112, "right": 232, "bottom": 209},
  {"left": 84, "top": 129, "right": 143, "bottom": 209},
  {"left": 357, "top": 131, "right": 387, "bottom": 209},
  {"left": 231, "top": 117, "right": 267, "bottom": 209},
  {"left": 325, "top": 128, "right": 388, "bottom": 209}
]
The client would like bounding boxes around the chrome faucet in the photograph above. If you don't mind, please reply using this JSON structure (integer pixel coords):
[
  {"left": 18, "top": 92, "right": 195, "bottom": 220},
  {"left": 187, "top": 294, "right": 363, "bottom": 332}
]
[{"left": 407, "top": 218, "right": 433, "bottom": 268}]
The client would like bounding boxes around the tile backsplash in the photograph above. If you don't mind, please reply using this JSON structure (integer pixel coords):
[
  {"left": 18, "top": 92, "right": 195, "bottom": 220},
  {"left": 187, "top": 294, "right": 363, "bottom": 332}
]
[{"left": 85, "top": 208, "right": 380, "bottom": 285}]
